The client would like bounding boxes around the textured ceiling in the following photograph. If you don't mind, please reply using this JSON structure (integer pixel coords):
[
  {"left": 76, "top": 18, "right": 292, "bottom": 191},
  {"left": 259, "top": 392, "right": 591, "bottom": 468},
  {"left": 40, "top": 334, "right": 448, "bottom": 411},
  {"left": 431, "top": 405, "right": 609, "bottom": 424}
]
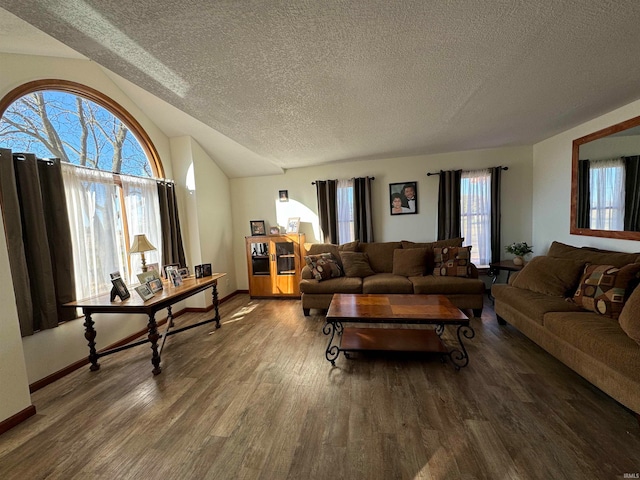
[{"left": 3, "top": 1, "right": 640, "bottom": 178}]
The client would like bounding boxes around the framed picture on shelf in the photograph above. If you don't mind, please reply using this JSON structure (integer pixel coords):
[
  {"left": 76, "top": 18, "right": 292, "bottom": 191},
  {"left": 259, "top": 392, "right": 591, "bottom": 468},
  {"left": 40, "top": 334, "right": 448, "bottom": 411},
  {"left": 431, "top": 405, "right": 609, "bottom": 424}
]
[
  {"left": 286, "top": 217, "right": 300, "bottom": 233},
  {"left": 134, "top": 283, "right": 155, "bottom": 301},
  {"left": 147, "top": 278, "right": 163, "bottom": 293},
  {"left": 269, "top": 226, "right": 280, "bottom": 235},
  {"left": 177, "top": 267, "right": 189, "bottom": 278},
  {"left": 250, "top": 220, "right": 266, "bottom": 236},
  {"left": 389, "top": 181, "right": 418, "bottom": 215}
]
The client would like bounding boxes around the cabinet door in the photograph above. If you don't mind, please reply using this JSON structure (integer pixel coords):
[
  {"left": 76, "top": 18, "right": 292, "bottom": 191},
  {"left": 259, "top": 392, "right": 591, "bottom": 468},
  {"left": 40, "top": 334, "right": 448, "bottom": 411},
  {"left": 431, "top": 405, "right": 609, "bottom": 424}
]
[
  {"left": 247, "top": 238, "right": 272, "bottom": 296},
  {"left": 270, "top": 237, "right": 300, "bottom": 296}
]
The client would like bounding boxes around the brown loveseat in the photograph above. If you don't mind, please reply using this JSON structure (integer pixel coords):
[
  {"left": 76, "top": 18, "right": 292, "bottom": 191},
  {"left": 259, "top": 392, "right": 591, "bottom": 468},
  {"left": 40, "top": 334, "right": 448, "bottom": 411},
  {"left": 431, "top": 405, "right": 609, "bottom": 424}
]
[
  {"left": 492, "top": 241, "right": 640, "bottom": 416},
  {"left": 299, "top": 239, "right": 485, "bottom": 317}
]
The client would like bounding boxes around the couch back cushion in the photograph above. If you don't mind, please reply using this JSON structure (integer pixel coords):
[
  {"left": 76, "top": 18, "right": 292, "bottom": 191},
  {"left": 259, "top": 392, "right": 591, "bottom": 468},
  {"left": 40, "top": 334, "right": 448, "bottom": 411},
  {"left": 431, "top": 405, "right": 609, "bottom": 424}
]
[
  {"left": 573, "top": 263, "right": 640, "bottom": 319},
  {"left": 511, "top": 256, "right": 585, "bottom": 297},
  {"left": 358, "top": 242, "right": 401, "bottom": 273},
  {"left": 340, "top": 251, "right": 376, "bottom": 277},
  {"left": 619, "top": 286, "right": 640, "bottom": 345},
  {"left": 401, "top": 237, "right": 464, "bottom": 273},
  {"left": 392, "top": 248, "right": 427, "bottom": 276},
  {"left": 547, "top": 241, "right": 639, "bottom": 267}
]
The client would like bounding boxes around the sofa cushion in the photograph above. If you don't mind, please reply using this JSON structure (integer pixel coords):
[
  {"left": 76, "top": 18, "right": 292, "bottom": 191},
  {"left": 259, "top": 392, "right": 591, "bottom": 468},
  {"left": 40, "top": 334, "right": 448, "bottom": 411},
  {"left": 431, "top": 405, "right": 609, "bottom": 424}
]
[
  {"left": 392, "top": 248, "right": 427, "bottom": 276},
  {"left": 433, "top": 246, "right": 472, "bottom": 277},
  {"left": 338, "top": 240, "right": 360, "bottom": 252},
  {"left": 573, "top": 263, "right": 640, "bottom": 319},
  {"left": 620, "top": 286, "right": 640, "bottom": 345},
  {"left": 340, "top": 251, "right": 376, "bottom": 277},
  {"left": 304, "top": 253, "right": 343, "bottom": 281},
  {"left": 411, "top": 275, "right": 485, "bottom": 295},
  {"left": 358, "top": 242, "right": 402, "bottom": 273},
  {"left": 299, "top": 276, "right": 362, "bottom": 294},
  {"left": 544, "top": 311, "right": 640, "bottom": 381},
  {"left": 402, "top": 238, "right": 464, "bottom": 273},
  {"left": 547, "top": 241, "right": 639, "bottom": 267},
  {"left": 511, "top": 256, "right": 585, "bottom": 297},
  {"left": 362, "top": 273, "right": 414, "bottom": 294},
  {"left": 491, "top": 284, "right": 585, "bottom": 325}
]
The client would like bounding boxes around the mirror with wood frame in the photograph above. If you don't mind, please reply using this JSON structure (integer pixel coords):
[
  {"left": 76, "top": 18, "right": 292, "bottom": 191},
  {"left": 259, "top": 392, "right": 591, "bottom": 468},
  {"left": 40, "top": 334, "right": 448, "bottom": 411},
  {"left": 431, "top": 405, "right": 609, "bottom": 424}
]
[{"left": 571, "top": 115, "right": 640, "bottom": 240}]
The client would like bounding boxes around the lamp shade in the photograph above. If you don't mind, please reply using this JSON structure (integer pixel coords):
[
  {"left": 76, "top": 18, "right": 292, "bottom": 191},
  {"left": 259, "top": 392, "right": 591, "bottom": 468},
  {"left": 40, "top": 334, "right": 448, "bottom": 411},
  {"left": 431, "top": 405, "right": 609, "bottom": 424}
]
[{"left": 129, "top": 234, "right": 156, "bottom": 254}]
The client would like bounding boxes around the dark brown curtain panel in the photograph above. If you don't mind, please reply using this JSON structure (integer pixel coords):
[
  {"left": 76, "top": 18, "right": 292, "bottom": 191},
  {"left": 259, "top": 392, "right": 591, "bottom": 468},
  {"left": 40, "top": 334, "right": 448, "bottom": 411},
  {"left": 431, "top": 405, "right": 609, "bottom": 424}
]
[
  {"left": 315, "top": 179, "right": 338, "bottom": 244},
  {"left": 353, "top": 176, "right": 374, "bottom": 242},
  {"left": 0, "top": 149, "right": 75, "bottom": 336},
  {"left": 624, "top": 156, "right": 640, "bottom": 232},
  {"left": 490, "top": 166, "right": 502, "bottom": 264},
  {"left": 577, "top": 159, "right": 591, "bottom": 229},
  {"left": 437, "top": 169, "right": 462, "bottom": 240},
  {"left": 157, "top": 181, "right": 186, "bottom": 268}
]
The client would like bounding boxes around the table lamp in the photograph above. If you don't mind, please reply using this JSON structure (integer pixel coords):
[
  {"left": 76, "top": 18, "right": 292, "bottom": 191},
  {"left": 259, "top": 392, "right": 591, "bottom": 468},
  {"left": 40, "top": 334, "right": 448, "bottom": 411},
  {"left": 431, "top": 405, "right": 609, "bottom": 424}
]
[{"left": 129, "top": 234, "right": 156, "bottom": 272}]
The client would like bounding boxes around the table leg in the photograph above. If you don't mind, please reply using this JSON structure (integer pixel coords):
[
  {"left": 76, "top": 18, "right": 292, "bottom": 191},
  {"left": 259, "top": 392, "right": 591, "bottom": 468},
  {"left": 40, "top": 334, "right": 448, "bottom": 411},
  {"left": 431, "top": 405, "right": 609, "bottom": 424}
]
[
  {"left": 322, "top": 320, "right": 343, "bottom": 365},
  {"left": 448, "top": 324, "right": 475, "bottom": 370},
  {"left": 487, "top": 266, "right": 499, "bottom": 303},
  {"left": 147, "top": 313, "right": 162, "bottom": 375},
  {"left": 212, "top": 283, "right": 221, "bottom": 329},
  {"left": 83, "top": 311, "right": 100, "bottom": 371}
]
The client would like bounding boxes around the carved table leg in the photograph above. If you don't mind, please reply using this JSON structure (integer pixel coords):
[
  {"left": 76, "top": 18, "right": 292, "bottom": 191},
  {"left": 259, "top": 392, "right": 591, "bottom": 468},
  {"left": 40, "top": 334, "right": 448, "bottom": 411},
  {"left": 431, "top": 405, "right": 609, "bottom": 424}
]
[
  {"left": 83, "top": 311, "right": 100, "bottom": 371},
  {"left": 147, "top": 313, "right": 162, "bottom": 375},
  {"left": 167, "top": 305, "right": 174, "bottom": 328},
  {"left": 212, "top": 283, "right": 221, "bottom": 329}
]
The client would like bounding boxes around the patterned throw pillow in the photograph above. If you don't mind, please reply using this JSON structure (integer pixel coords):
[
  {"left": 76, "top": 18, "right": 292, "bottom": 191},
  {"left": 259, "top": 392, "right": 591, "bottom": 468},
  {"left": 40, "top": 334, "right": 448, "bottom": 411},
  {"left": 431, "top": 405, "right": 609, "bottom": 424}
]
[
  {"left": 304, "top": 253, "right": 343, "bottom": 281},
  {"left": 573, "top": 263, "right": 640, "bottom": 319},
  {"left": 433, "top": 246, "right": 472, "bottom": 277}
]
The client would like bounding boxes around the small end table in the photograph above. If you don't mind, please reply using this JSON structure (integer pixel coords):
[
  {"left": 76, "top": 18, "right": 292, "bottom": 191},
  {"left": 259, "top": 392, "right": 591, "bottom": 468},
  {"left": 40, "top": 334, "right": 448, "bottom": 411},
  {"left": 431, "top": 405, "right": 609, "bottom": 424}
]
[{"left": 487, "top": 260, "right": 525, "bottom": 302}]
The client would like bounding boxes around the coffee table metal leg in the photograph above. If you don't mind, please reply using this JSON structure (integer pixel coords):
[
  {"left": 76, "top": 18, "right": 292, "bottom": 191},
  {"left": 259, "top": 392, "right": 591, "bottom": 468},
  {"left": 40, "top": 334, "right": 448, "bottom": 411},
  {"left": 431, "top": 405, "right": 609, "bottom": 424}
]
[
  {"left": 448, "top": 324, "right": 475, "bottom": 370},
  {"left": 323, "top": 320, "right": 343, "bottom": 365}
]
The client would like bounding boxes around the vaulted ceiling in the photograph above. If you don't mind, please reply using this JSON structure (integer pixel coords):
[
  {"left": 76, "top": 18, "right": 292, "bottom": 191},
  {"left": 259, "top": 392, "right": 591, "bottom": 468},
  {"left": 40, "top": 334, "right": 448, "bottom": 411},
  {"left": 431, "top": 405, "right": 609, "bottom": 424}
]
[{"left": 2, "top": 1, "right": 640, "bottom": 178}]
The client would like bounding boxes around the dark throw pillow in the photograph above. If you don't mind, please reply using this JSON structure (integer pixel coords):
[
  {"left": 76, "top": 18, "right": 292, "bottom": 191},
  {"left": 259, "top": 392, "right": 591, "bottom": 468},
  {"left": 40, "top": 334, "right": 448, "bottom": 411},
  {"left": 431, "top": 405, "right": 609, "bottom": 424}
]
[
  {"left": 433, "top": 246, "right": 472, "bottom": 277},
  {"left": 573, "top": 263, "right": 640, "bottom": 319},
  {"left": 304, "top": 253, "right": 343, "bottom": 281}
]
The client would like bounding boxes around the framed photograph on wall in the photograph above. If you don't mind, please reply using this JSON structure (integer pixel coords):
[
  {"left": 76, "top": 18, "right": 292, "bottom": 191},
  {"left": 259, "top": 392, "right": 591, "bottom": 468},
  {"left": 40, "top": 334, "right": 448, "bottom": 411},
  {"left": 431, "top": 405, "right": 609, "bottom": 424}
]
[
  {"left": 389, "top": 182, "right": 418, "bottom": 215},
  {"left": 250, "top": 220, "right": 266, "bottom": 236},
  {"left": 286, "top": 217, "right": 300, "bottom": 233},
  {"left": 279, "top": 190, "right": 289, "bottom": 202}
]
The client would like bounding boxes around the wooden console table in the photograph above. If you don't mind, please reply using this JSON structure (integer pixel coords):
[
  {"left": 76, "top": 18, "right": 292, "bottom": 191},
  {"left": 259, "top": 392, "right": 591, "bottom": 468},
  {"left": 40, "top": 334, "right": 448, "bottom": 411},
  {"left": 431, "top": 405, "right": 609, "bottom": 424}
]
[{"left": 64, "top": 273, "right": 226, "bottom": 375}]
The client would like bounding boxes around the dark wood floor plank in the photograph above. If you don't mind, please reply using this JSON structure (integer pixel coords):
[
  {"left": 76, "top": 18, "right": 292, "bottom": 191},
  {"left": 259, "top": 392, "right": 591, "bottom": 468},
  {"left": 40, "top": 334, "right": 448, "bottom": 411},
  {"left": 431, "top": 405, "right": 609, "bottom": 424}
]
[{"left": 1, "top": 295, "right": 639, "bottom": 480}]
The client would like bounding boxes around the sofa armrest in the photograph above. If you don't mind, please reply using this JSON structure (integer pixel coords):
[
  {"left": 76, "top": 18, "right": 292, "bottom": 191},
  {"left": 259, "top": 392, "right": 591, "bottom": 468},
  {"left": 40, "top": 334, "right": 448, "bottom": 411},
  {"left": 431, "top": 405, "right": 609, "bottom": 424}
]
[
  {"left": 468, "top": 263, "right": 480, "bottom": 279},
  {"left": 508, "top": 270, "right": 520, "bottom": 285},
  {"left": 301, "top": 265, "right": 313, "bottom": 279}
]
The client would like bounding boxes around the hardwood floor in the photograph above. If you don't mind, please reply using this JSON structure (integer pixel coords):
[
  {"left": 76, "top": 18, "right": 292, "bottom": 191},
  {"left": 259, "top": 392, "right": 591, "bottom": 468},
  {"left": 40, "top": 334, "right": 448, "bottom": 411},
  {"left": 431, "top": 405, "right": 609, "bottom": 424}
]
[{"left": 1, "top": 295, "right": 638, "bottom": 479}]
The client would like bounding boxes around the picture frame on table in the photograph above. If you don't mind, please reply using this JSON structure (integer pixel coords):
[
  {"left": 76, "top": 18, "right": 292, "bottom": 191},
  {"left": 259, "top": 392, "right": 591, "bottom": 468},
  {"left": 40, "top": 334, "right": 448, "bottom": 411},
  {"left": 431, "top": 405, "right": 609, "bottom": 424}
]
[
  {"left": 110, "top": 274, "right": 130, "bottom": 301},
  {"left": 134, "top": 283, "right": 155, "bottom": 301},
  {"left": 163, "top": 263, "right": 180, "bottom": 279},
  {"left": 250, "top": 220, "right": 266, "bottom": 236},
  {"left": 146, "top": 263, "right": 159, "bottom": 275},
  {"left": 389, "top": 181, "right": 418, "bottom": 215},
  {"left": 177, "top": 267, "right": 189, "bottom": 278},
  {"left": 166, "top": 266, "right": 183, "bottom": 287},
  {"left": 203, "top": 263, "right": 212, "bottom": 277},
  {"left": 137, "top": 270, "right": 159, "bottom": 285},
  {"left": 286, "top": 217, "right": 300, "bottom": 233},
  {"left": 147, "top": 278, "right": 164, "bottom": 293}
]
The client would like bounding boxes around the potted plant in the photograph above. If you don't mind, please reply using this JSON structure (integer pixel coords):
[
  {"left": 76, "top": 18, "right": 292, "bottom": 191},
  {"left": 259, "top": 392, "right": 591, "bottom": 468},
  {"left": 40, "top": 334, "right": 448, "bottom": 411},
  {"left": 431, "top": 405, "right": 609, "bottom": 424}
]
[{"left": 505, "top": 242, "right": 533, "bottom": 265}]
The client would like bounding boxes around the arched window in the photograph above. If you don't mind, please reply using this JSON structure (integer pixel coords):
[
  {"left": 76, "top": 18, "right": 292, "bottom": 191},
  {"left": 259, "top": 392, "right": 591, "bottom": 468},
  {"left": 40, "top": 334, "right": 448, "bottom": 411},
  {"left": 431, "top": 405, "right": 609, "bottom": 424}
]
[{"left": 1, "top": 80, "right": 165, "bottom": 304}]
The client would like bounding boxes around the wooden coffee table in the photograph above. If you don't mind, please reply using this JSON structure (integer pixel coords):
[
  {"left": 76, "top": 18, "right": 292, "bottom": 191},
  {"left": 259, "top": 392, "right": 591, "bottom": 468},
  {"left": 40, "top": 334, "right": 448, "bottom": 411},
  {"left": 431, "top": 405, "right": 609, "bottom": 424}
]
[{"left": 324, "top": 294, "right": 474, "bottom": 369}]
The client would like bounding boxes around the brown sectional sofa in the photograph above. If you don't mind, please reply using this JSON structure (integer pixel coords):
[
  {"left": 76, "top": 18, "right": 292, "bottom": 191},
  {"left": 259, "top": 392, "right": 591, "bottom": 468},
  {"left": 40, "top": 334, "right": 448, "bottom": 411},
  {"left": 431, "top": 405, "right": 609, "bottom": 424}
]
[
  {"left": 299, "top": 239, "right": 485, "bottom": 316},
  {"left": 492, "top": 241, "right": 640, "bottom": 416}
]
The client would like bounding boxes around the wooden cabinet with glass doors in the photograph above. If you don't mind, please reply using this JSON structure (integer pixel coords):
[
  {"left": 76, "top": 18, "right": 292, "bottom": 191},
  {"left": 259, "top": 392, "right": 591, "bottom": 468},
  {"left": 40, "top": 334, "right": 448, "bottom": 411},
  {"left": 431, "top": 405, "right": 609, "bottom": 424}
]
[{"left": 245, "top": 233, "right": 306, "bottom": 297}]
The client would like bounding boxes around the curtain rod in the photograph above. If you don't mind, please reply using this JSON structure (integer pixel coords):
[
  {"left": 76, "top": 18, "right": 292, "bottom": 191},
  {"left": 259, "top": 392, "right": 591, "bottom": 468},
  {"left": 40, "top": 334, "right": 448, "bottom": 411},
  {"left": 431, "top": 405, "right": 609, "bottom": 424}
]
[
  {"left": 311, "top": 176, "right": 375, "bottom": 185},
  {"left": 426, "top": 166, "right": 508, "bottom": 176}
]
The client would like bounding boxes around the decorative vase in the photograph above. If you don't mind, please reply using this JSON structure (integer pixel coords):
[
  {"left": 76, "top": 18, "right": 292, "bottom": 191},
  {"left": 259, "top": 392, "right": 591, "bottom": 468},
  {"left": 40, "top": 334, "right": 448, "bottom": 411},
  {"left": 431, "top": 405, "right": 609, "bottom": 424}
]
[{"left": 513, "top": 256, "right": 524, "bottom": 266}]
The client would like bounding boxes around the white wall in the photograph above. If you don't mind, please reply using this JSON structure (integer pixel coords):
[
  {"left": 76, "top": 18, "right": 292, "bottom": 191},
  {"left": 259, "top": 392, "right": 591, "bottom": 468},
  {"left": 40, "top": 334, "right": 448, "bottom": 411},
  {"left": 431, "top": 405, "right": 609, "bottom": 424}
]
[
  {"left": 230, "top": 146, "right": 533, "bottom": 289},
  {"left": 532, "top": 98, "right": 640, "bottom": 254}
]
